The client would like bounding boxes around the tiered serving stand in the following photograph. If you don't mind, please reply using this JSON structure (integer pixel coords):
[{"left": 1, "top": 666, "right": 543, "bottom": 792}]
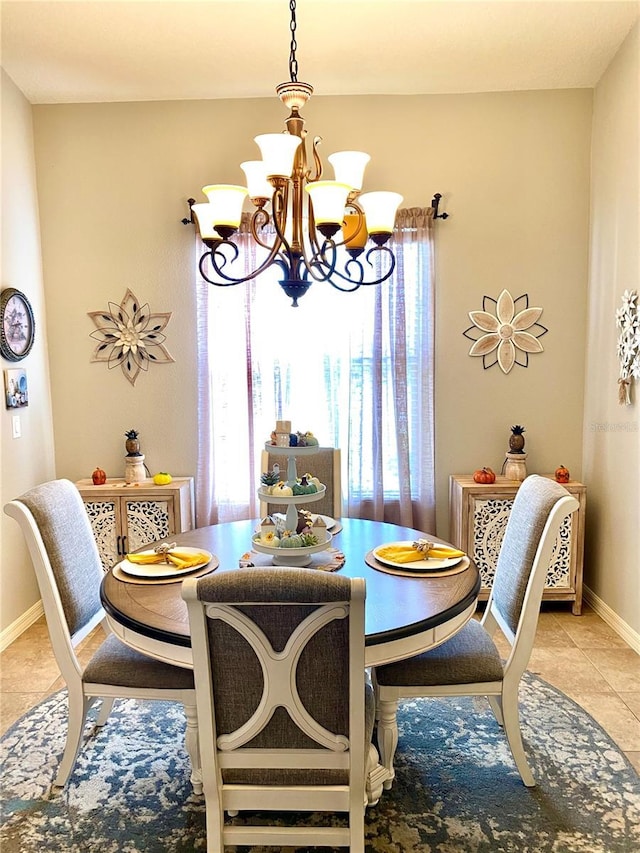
[{"left": 254, "top": 443, "right": 333, "bottom": 566}]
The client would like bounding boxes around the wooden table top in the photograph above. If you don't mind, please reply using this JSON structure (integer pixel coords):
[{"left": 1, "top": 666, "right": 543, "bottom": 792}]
[{"left": 101, "top": 518, "right": 480, "bottom": 653}]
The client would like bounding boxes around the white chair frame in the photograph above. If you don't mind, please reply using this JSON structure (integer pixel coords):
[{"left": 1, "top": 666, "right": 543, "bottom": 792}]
[
  {"left": 183, "top": 572, "right": 381, "bottom": 852},
  {"left": 373, "top": 488, "right": 579, "bottom": 788},
  {"left": 5, "top": 496, "right": 200, "bottom": 791}
]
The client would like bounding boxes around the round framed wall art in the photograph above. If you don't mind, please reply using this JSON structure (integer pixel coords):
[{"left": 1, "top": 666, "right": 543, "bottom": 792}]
[{"left": 1, "top": 288, "right": 35, "bottom": 362}]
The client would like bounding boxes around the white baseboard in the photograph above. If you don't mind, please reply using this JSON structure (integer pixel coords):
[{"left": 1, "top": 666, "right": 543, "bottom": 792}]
[
  {"left": 0, "top": 600, "right": 44, "bottom": 652},
  {"left": 583, "top": 585, "right": 640, "bottom": 654}
]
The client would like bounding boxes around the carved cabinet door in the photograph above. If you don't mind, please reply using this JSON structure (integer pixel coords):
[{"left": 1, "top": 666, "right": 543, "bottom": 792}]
[
  {"left": 81, "top": 497, "right": 125, "bottom": 572},
  {"left": 122, "top": 497, "right": 175, "bottom": 554},
  {"left": 76, "top": 478, "right": 195, "bottom": 572}
]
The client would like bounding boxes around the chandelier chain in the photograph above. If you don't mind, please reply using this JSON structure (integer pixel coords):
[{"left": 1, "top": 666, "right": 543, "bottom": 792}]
[{"left": 288, "top": 0, "right": 298, "bottom": 82}]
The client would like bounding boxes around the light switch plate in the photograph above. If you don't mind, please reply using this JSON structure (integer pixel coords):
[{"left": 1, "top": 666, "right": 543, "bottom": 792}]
[{"left": 12, "top": 415, "right": 21, "bottom": 439}]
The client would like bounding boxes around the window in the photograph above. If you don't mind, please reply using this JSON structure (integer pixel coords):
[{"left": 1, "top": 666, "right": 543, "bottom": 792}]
[{"left": 195, "top": 208, "right": 435, "bottom": 532}]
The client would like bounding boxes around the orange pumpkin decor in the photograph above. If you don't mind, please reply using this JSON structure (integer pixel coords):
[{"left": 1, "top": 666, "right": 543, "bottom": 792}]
[
  {"left": 92, "top": 467, "right": 107, "bottom": 485},
  {"left": 473, "top": 467, "right": 496, "bottom": 484},
  {"left": 555, "top": 465, "right": 570, "bottom": 484}
]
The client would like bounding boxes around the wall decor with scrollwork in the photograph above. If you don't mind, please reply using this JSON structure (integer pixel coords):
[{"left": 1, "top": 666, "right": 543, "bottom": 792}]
[
  {"left": 463, "top": 289, "right": 548, "bottom": 374},
  {"left": 88, "top": 288, "right": 174, "bottom": 386},
  {"left": 616, "top": 289, "right": 639, "bottom": 405}
]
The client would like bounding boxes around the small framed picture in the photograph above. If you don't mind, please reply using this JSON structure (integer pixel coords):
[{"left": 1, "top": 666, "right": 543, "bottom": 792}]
[{"left": 4, "top": 368, "right": 28, "bottom": 409}]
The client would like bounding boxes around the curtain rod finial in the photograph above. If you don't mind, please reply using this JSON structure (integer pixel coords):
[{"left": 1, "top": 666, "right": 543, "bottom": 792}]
[{"left": 431, "top": 193, "right": 449, "bottom": 220}]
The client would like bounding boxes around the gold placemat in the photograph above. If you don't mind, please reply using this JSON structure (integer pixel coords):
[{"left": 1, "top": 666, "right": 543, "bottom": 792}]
[
  {"left": 365, "top": 551, "right": 470, "bottom": 578},
  {"left": 112, "top": 556, "right": 219, "bottom": 585},
  {"left": 239, "top": 548, "right": 345, "bottom": 572}
]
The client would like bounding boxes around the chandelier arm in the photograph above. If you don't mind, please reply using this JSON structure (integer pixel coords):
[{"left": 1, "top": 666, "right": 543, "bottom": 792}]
[
  {"left": 247, "top": 207, "right": 277, "bottom": 252},
  {"left": 325, "top": 246, "right": 397, "bottom": 292},
  {"left": 269, "top": 184, "right": 298, "bottom": 272},
  {"left": 310, "top": 136, "right": 323, "bottom": 182},
  {"left": 199, "top": 241, "right": 293, "bottom": 287},
  {"left": 303, "top": 240, "right": 340, "bottom": 282}
]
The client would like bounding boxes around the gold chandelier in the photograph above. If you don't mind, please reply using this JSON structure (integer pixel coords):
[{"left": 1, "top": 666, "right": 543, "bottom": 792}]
[{"left": 186, "top": 0, "right": 403, "bottom": 306}]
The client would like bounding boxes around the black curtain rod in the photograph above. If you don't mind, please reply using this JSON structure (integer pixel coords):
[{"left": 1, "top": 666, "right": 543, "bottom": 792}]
[
  {"left": 431, "top": 193, "right": 449, "bottom": 220},
  {"left": 183, "top": 194, "right": 449, "bottom": 225}
]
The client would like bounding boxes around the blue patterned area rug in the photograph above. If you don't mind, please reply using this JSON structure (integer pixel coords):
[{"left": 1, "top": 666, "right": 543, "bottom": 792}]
[{"left": 1, "top": 673, "right": 638, "bottom": 852}]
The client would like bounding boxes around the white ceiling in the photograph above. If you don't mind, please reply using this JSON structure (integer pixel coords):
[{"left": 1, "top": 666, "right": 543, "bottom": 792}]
[{"left": 1, "top": 0, "right": 639, "bottom": 105}]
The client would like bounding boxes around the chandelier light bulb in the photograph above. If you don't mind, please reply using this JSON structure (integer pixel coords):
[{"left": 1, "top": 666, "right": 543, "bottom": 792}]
[
  {"left": 201, "top": 184, "right": 249, "bottom": 230},
  {"left": 328, "top": 151, "right": 371, "bottom": 192},
  {"left": 305, "top": 181, "right": 351, "bottom": 227},
  {"left": 342, "top": 213, "right": 368, "bottom": 252},
  {"left": 191, "top": 203, "right": 220, "bottom": 241},
  {"left": 240, "top": 161, "right": 273, "bottom": 201},
  {"left": 359, "top": 191, "right": 404, "bottom": 239},
  {"left": 254, "top": 134, "right": 302, "bottom": 179}
]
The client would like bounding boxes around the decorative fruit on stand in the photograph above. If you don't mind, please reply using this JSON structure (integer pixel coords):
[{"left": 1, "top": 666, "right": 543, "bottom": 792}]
[
  {"left": 153, "top": 472, "right": 173, "bottom": 485},
  {"left": 260, "top": 470, "right": 281, "bottom": 494},
  {"left": 473, "top": 467, "right": 496, "bottom": 484},
  {"left": 292, "top": 476, "right": 318, "bottom": 495},
  {"left": 509, "top": 425, "right": 526, "bottom": 453},
  {"left": 272, "top": 482, "right": 294, "bottom": 497},
  {"left": 555, "top": 465, "right": 570, "bottom": 484},
  {"left": 124, "top": 429, "right": 141, "bottom": 456},
  {"left": 92, "top": 467, "right": 107, "bottom": 485}
]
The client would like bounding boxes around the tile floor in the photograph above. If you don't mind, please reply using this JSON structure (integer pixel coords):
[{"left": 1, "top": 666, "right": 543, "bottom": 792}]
[{"left": 1, "top": 604, "right": 639, "bottom": 774}]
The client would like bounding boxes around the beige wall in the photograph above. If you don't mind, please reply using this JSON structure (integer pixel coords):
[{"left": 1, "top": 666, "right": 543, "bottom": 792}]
[
  {"left": 583, "top": 22, "right": 639, "bottom": 634},
  {"left": 31, "top": 88, "right": 592, "bottom": 531},
  {"left": 1, "top": 71, "right": 56, "bottom": 636},
  {"left": 1, "top": 78, "right": 603, "bottom": 636}
]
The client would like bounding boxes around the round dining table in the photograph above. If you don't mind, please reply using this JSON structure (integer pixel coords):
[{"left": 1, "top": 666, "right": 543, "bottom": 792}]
[{"left": 100, "top": 518, "right": 480, "bottom": 669}]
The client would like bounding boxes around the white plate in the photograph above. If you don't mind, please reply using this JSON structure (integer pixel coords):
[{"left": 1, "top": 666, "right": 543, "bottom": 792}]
[
  {"left": 373, "top": 541, "right": 464, "bottom": 572},
  {"left": 118, "top": 547, "right": 213, "bottom": 579}
]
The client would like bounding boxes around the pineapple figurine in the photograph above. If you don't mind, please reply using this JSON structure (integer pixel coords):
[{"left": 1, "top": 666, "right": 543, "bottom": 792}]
[
  {"left": 509, "top": 425, "right": 526, "bottom": 454},
  {"left": 124, "top": 428, "right": 141, "bottom": 456},
  {"left": 260, "top": 470, "right": 281, "bottom": 495}
]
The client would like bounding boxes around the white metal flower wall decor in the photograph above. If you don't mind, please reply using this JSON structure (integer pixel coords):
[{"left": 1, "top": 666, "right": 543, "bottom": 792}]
[
  {"left": 616, "top": 289, "right": 640, "bottom": 405},
  {"left": 463, "top": 289, "right": 548, "bottom": 374},
  {"left": 88, "top": 288, "right": 174, "bottom": 386}
]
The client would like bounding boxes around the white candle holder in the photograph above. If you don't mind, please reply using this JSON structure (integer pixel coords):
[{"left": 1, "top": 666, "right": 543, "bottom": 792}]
[
  {"left": 503, "top": 452, "right": 528, "bottom": 482},
  {"left": 124, "top": 454, "right": 146, "bottom": 484}
]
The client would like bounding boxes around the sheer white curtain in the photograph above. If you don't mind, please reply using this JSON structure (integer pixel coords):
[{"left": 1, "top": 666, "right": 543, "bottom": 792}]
[{"left": 195, "top": 206, "right": 435, "bottom": 532}]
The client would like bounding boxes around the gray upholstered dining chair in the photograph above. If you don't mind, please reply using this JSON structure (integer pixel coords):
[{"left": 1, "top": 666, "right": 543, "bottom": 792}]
[
  {"left": 372, "top": 475, "right": 579, "bottom": 788},
  {"left": 4, "top": 479, "right": 200, "bottom": 790},
  {"left": 182, "top": 566, "right": 386, "bottom": 852},
  {"left": 260, "top": 446, "right": 343, "bottom": 519}
]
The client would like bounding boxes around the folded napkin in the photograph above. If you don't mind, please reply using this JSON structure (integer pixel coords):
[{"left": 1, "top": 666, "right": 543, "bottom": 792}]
[
  {"left": 376, "top": 539, "right": 465, "bottom": 564},
  {"left": 126, "top": 543, "right": 209, "bottom": 571}
]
